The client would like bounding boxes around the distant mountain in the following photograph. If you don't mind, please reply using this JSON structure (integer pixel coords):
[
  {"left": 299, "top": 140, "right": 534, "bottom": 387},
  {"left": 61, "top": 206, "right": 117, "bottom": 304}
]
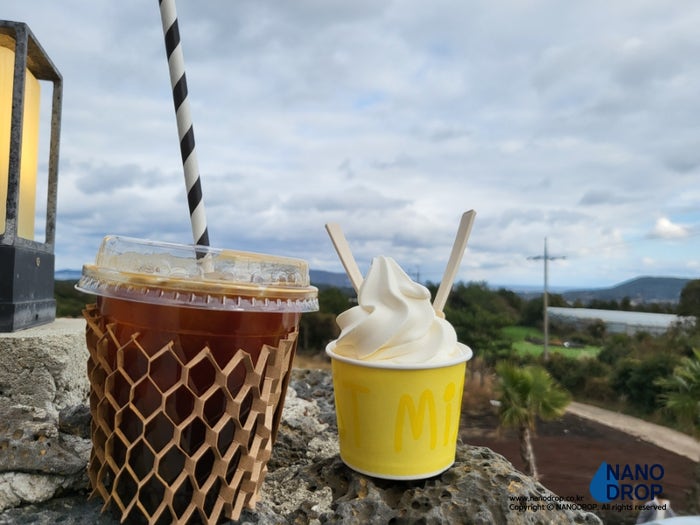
[
  {"left": 55, "top": 269, "right": 82, "bottom": 280},
  {"left": 310, "top": 270, "right": 353, "bottom": 289},
  {"left": 309, "top": 274, "right": 696, "bottom": 303},
  {"left": 562, "top": 276, "right": 692, "bottom": 305},
  {"left": 53, "top": 269, "right": 693, "bottom": 304}
]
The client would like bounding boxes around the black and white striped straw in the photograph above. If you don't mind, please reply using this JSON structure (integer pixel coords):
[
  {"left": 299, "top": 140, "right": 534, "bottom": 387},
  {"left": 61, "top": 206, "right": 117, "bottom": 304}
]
[{"left": 158, "top": 0, "right": 210, "bottom": 247}]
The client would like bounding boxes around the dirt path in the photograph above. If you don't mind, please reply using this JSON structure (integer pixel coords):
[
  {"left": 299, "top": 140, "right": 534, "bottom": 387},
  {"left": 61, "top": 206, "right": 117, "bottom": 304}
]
[
  {"left": 567, "top": 401, "right": 700, "bottom": 462},
  {"left": 462, "top": 407, "right": 698, "bottom": 519}
]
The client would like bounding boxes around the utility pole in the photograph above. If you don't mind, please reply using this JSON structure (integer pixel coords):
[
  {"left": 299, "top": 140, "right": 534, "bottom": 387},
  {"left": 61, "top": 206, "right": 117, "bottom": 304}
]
[{"left": 527, "top": 237, "right": 565, "bottom": 360}]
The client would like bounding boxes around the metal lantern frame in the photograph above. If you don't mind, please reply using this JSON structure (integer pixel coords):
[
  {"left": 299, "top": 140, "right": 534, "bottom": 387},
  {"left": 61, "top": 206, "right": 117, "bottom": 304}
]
[{"left": 0, "top": 20, "right": 62, "bottom": 331}]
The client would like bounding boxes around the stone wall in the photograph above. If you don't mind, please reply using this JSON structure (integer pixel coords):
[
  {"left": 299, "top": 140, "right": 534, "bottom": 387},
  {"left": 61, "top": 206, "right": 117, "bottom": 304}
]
[{"left": 0, "top": 320, "right": 602, "bottom": 524}]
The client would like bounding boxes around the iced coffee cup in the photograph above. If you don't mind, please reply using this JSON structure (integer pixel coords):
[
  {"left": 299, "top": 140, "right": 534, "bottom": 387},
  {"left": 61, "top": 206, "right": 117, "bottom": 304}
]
[
  {"left": 325, "top": 256, "right": 472, "bottom": 480},
  {"left": 76, "top": 236, "right": 318, "bottom": 524}
]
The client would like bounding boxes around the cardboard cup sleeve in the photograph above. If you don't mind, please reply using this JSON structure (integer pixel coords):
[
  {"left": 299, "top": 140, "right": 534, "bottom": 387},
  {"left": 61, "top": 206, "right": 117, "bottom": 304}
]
[{"left": 83, "top": 304, "right": 296, "bottom": 524}]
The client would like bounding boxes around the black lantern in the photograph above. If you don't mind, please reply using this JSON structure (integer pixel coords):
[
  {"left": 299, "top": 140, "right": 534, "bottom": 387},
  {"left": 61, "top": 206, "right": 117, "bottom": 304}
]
[{"left": 0, "top": 21, "right": 62, "bottom": 331}]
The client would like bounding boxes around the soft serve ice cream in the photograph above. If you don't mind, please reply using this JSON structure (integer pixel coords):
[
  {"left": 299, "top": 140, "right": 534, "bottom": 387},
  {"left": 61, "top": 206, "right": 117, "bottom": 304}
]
[
  {"left": 325, "top": 254, "right": 473, "bottom": 478},
  {"left": 329, "top": 256, "right": 469, "bottom": 365}
]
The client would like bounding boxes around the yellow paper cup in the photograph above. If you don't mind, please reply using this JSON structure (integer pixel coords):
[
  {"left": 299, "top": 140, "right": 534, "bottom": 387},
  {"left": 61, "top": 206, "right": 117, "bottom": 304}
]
[{"left": 326, "top": 342, "right": 472, "bottom": 480}]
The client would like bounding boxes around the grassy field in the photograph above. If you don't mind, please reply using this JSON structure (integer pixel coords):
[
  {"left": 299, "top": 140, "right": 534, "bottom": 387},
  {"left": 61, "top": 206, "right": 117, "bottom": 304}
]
[{"left": 501, "top": 325, "right": 601, "bottom": 359}]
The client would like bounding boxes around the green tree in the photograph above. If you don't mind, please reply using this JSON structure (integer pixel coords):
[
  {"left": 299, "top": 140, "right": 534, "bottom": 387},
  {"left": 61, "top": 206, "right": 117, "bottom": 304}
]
[
  {"left": 520, "top": 297, "right": 544, "bottom": 328},
  {"left": 318, "top": 287, "right": 354, "bottom": 315},
  {"left": 520, "top": 293, "right": 566, "bottom": 328},
  {"left": 298, "top": 312, "right": 339, "bottom": 353},
  {"left": 495, "top": 362, "right": 571, "bottom": 479},
  {"left": 656, "top": 348, "right": 700, "bottom": 436},
  {"left": 54, "top": 280, "right": 91, "bottom": 317},
  {"left": 438, "top": 282, "right": 516, "bottom": 365},
  {"left": 296, "top": 286, "right": 353, "bottom": 353},
  {"left": 678, "top": 279, "right": 700, "bottom": 317},
  {"left": 495, "top": 288, "right": 523, "bottom": 314},
  {"left": 588, "top": 298, "right": 620, "bottom": 311}
]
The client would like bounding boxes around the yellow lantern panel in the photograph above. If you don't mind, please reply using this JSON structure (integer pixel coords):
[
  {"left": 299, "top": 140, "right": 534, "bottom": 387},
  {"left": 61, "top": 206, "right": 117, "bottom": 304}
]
[{"left": 0, "top": 45, "right": 41, "bottom": 240}]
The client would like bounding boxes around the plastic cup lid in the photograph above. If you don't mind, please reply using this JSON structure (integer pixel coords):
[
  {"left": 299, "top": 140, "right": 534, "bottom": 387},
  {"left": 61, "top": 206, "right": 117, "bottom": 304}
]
[{"left": 76, "top": 236, "right": 319, "bottom": 312}]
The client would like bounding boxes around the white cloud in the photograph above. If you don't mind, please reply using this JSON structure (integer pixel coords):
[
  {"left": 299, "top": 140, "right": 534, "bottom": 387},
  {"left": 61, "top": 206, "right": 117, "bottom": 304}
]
[
  {"left": 4, "top": 0, "right": 700, "bottom": 287},
  {"left": 648, "top": 217, "right": 690, "bottom": 239}
]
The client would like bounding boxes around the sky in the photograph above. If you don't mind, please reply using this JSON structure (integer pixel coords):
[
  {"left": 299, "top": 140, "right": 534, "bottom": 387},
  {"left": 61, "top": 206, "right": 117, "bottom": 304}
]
[{"left": 4, "top": 1, "right": 700, "bottom": 289}]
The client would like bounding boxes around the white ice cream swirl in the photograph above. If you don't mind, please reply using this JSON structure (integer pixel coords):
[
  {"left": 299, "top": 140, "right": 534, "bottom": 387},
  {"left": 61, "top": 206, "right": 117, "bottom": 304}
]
[{"left": 332, "top": 256, "right": 466, "bottom": 365}]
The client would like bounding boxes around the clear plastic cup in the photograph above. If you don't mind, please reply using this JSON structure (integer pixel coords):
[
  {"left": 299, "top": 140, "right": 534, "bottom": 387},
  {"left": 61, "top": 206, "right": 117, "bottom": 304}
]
[{"left": 77, "top": 236, "right": 318, "bottom": 524}]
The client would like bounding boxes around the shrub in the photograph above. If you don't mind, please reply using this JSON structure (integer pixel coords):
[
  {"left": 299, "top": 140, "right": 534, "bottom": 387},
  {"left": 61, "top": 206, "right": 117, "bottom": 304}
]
[
  {"left": 597, "top": 334, "right": 635, "bottom": 365},
  {"left": 582, "top": 376, "right": 616, "bottom": 403},
  {"left": 611, "top": 354, "right": 680, "bottom": 414},
  {"left": 543, "top": 354, "right": 586, "bottom": 392},
  {"left": 542, "top": 355, "right": 610, "bottom": 397}
]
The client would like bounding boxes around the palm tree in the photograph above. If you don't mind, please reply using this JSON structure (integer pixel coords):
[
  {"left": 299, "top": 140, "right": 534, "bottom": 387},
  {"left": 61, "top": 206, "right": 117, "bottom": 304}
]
[
  {"left": 495, "top": 362, "right": 571, "bottom": 480},
  {"left": 656, "top": 348, "right": 700, "bottom": 436},
  {"left": 656, "top": 348, "right": 700, "bottom": 514}
]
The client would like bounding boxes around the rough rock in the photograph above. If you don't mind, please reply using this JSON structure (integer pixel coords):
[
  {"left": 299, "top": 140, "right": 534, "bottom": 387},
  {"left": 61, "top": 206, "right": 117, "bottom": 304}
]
[
  {"left": 0, "top": 319, "right": 91, "bottom": 511},
  {"left": 0, "top": 319, "right": 89, "bottom": 412},
  {"left": 0, "top": 366, "right": 602, "bottom": 524}
]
